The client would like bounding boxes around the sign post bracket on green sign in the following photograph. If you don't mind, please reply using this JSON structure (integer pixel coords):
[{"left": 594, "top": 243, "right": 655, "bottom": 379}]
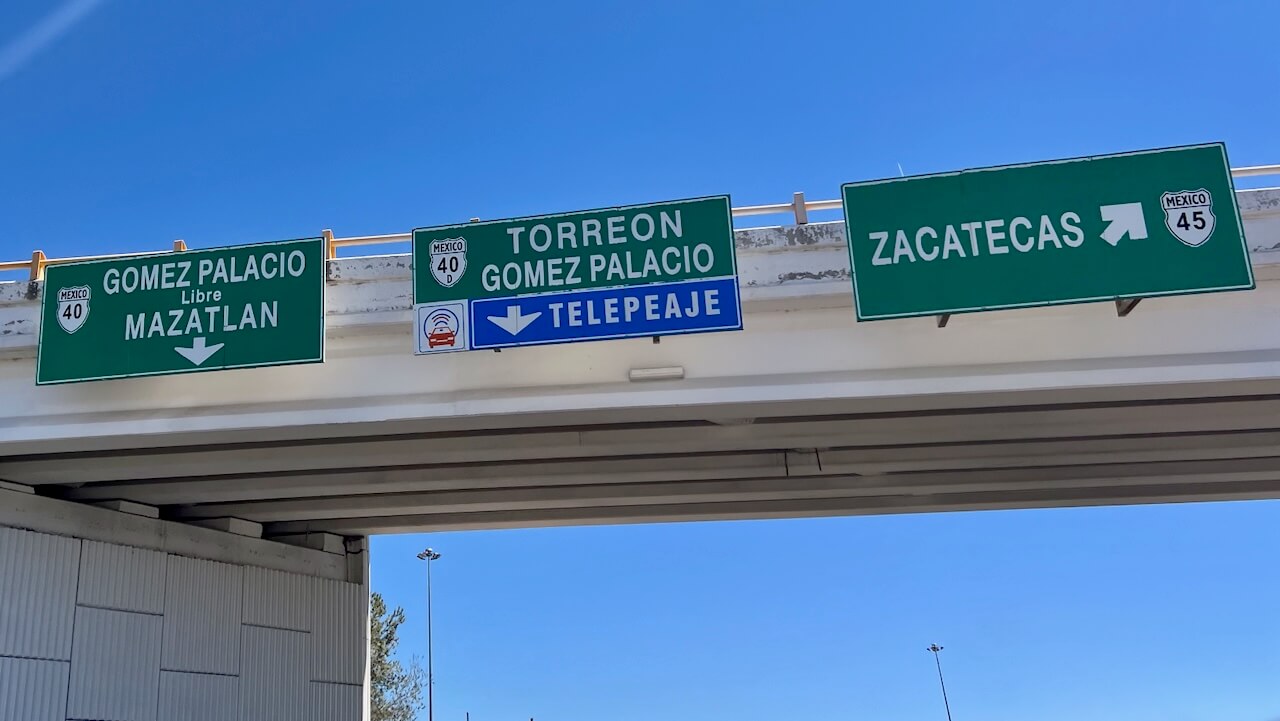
[
  {"left": 939, "top": 297, "right": 1144, "bottom": 327},
  {"left": 1115, "top": 298, "right": 1142, "bottom": 317},
  {"left": 938, "top": 297, "right": 1145, "bottom": 327}
]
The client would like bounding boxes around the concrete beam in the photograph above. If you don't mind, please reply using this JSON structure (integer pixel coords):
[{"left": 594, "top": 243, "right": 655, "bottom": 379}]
[
  {"left": 264, "top": 476, "right": 1280, "bottom": 536},
  {"left": 91, "top": 499, "right": 159, "bottom": 518},
  {"left": 0, "top": 488, "right": 347, "bottom": 580},
  {"left": 188, "top": 454, "right": 1280, "bottom": 524},
  {"left": 18, "top": 396, "right": 1280, "bottom": 487},
  {"left": 268, "top": 531, "right": 346, "bottom": 555},
  {"left": 66, "top": 452, "right": 788, "bottom": 505},
  {"left": 187, "top": 517, "right": 263, "bottom": 538}
]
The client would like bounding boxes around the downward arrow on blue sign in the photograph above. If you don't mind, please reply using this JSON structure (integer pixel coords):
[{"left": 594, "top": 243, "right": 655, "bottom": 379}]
[{"left": 487, "top": 305, "right": 542, "bottom": 336}]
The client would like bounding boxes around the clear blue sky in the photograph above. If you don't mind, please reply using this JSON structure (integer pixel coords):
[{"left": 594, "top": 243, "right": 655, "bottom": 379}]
[
  {"left": 375, "top": 503, "right": 1280, "bottom": 721},
  {"left": 2, "top": 0, "right": 1278, "bottom": 264},
  {"left": 3, "top": 1, "right": 1279, "bottom": 719}
]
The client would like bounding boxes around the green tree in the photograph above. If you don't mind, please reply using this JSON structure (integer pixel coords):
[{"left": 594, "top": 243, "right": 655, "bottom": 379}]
[{"left": 371, "top": 592, "right": 426, "bottom": 721}]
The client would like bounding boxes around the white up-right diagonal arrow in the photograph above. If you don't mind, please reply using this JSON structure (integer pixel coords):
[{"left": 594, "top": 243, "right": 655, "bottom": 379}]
[
  {"left": 486, "top": 305, "right": 541, "bottom": 336},
  {"left": 1099, "top": 202, "right": 1149, "bottom": 246}
]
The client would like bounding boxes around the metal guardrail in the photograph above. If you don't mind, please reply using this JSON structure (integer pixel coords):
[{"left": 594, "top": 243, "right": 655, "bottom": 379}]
[
  {"left": 1232, "top": 164, "right": 1280, "bottom": 178},
  {"left": 5, "top": 165, "right": 1279, "bottom": 280},
  {"left": 0, "top": 241, "right": 188, "bottom": 282}
]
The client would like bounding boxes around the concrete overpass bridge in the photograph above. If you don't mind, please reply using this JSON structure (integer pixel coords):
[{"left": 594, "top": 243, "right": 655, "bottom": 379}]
[
  {"left": 3, "top": 188, "right": 1280, "bottom": 534},
  {"left": 0, "top": 184, "right": 1278, "bottom": 720}
]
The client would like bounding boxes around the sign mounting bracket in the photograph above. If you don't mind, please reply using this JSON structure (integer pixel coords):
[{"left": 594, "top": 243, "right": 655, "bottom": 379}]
[{"left": 1115, "top": 298, "right": 1142, "bottom": 317}]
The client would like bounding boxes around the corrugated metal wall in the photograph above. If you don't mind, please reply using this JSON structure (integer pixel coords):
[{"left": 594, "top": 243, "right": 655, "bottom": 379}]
[
  {"left": 240, "top": 626, "right": 310, "bottom": 721},
  {"left": 0, "top": 657, "right": 69, "bottom": 721},
  {"left": 311, "top": 578, "right": 368, "bottom": 685},
  {"left": 243, "top": 566, "right": 311, "bottom": 632},
  {"left": 78, "top": 540, "right": 166, "bottom": 615},
  {"left": 159, "top": 671, "right": 239, "bottom": 721},
  {"left": 163, "top": 555, "right": 244, "bottom": 676},
  {"left": 312, "top": 682, "right": 365, "bottom": 721},
  {"left": 68, "top": 606, "right": 164, "bottom": 721},
  {"left": 0, "top": 525, "right": 366, "bottom": 721},
  {"left": 0, "top": 528, "right": 78, "bottom": 662}
]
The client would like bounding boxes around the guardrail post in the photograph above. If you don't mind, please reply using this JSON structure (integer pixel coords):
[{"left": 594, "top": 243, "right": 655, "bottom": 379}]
[
  {"left": 792, "top": 192, "right": 808, "bottom": 225},
  {"left": 29, "top": 250, "right": 45, "bottom": 281},
  {"left": 322, "top": 229, "right": 335, "bottom": 260}
]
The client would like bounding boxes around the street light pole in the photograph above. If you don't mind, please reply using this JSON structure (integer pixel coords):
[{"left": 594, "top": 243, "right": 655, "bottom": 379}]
[
  {"left": 927, "top": 644, "right": 954, "bottom": 721},
  {"left": 417, "top": 549, "right": 442, "bottom": 721}
]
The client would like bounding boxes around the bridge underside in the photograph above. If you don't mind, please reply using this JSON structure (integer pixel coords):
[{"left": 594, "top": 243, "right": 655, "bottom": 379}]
[{"left": 2, "top": 378, "right": 1280, "bottom": 535}]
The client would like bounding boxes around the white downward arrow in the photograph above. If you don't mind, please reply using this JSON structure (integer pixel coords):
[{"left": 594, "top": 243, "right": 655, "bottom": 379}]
[
  {"left": 174, "top": 337, "right": 225, "bottom": 366},
  {"left": 1100, "top": 202, "right": 1149, "bottom": 246},
  {"left": 486, "top": 305, "right": 541, "bottom": 336}
]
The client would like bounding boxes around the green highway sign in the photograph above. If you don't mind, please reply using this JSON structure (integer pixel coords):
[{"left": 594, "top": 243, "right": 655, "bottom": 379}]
[
  {"left": 412, "top": 196, "right": 741, "bottom": 352},
  {"left": 37, "top": 238, "right": 325, "bottom": 384},
  {"left": 414, "top": 196, "right": 737, "bottom": 303},
  {"left": 843, "top": 143, "right": 1254, "bottom": 321}
]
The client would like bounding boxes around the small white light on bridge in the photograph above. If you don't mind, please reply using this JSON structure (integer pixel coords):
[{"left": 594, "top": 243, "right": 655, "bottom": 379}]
[{"left": 628, "top": 366, "right": 685, "bottom": 382}]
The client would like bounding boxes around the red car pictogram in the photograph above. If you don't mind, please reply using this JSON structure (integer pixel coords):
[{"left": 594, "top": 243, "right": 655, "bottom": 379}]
[{"left": 427, "top": 328, "right": 457, "bottom": 348}]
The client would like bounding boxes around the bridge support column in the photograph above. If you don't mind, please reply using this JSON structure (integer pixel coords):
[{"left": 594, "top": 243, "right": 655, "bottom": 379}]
[{"left": 0, "top": 488, "right": 369, "bottom": 721}]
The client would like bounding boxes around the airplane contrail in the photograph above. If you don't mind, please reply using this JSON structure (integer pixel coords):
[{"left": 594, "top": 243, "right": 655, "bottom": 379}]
[{"left": 0, "top": 0, "right": 108, "bottom": 84}]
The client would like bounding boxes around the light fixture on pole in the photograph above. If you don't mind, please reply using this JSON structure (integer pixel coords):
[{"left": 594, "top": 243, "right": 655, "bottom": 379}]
[
  {"left": 417, "top": 549, "right": 442, "bottom": 721},
  {"left": 926, "top": 644, "right": 954, "bottom": 721}
]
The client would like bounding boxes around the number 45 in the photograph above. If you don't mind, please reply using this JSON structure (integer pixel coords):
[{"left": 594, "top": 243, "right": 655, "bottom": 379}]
[{"left": 1176, "top": 211, "right": 1207, "bottom": 231}]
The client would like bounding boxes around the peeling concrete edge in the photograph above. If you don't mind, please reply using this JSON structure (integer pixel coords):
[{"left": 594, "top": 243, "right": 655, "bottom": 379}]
[
  {"left": 326, "top": 254, "right": 413, "bottom": 282},
  {"left": 735, "top": 221, "right": 846, "bottom": 250},
  {"left": 1238, "top": 187, "right": 1280, "bottom": 214},
  {"left": 770, "top": 268, "right": 852, "bottom": 285},
  {"left": 742, "top": 242, "right": 850, "bottom": 255},
  {"left": 0, "top": 284, "right": 35, "bottom": 304}
]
